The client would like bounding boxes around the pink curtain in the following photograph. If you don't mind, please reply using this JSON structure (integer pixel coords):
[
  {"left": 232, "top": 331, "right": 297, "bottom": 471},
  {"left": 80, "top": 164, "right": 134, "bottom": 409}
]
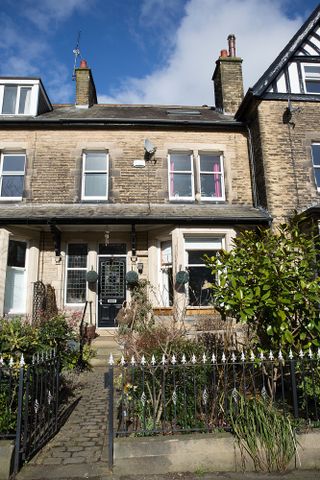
[
  {"left": 170, "top": 157, "right": 174, "bottom": 196},
  {"left": 213, "top": 160, "right": 221, "bottom": 197}
]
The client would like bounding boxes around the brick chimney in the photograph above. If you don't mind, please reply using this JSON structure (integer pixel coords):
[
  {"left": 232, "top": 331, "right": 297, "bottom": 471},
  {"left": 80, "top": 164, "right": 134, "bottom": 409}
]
[
  {"left": 212, "top": 35, "right": 244, "bottom": 115},
  {"left": 75, "top": 59, "right": 97, "bottom": 108}
]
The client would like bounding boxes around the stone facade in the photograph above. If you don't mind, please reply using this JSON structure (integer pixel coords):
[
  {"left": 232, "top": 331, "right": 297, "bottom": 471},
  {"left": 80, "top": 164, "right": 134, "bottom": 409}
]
[
  {"left": 213, "top": 57, "right": 244, "bottom": 115},
  {"left": 0, "top": 128, "right": 253, "bottom": 206},
  {"left": 249, "top": 100, "right": 320, "bottom": 222}
]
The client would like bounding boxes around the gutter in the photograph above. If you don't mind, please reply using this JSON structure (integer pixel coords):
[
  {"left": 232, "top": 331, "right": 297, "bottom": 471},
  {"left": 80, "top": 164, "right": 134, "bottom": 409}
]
[
  {"left": 0, "top": 117, "right": 246, "bottom": 129},
  {"left": 0, "top": 215, "right": 271, "bottom": 226}
]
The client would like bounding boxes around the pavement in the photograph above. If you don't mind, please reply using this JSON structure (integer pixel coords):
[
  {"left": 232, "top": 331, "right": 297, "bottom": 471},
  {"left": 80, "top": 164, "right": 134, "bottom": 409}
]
[{"left": 15, "top": 367, "right": 320, "bottom": 480}]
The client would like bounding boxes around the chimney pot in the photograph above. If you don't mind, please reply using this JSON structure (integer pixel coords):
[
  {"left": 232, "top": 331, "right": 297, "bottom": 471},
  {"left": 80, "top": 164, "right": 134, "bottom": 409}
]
[
  {"left": 80, "top": 59, "right": 88, "bottom": 68},
  {"left": 220, "top": 49, "right": 228, "bottom": 58},
  {"left": 227, "top": 34, "right": 236, "bottom": 57}
]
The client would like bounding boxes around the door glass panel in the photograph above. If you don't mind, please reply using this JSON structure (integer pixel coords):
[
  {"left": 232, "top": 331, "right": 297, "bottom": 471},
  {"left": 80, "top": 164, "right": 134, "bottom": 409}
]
[
  {"left": 7, "top": 240, "right": 26, "bottom": 267},
  {"left": 100, "top": 259, "right": 125, "bottom": 299}
]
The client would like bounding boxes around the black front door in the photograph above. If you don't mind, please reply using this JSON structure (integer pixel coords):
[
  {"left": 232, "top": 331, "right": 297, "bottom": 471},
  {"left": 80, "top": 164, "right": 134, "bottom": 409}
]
[{"left": 98, "top": 256, "right": 126, "bottom": 327}]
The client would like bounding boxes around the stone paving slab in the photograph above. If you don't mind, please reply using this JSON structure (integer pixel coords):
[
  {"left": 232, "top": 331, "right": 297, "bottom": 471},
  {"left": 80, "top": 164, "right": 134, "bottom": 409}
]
[{"left": 17, "top": 367, "right": 111, "bottom": 480}]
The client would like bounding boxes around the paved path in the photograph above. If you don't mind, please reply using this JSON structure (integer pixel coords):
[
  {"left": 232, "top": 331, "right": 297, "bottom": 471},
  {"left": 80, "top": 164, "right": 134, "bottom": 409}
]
[{"left": 17, "top": 367, "right": 111, "bottom": 480}]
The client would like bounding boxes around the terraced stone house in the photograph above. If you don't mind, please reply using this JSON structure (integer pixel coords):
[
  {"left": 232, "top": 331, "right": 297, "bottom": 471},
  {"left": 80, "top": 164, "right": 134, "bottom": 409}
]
[{"left": 1, "top": 4, "right": 320, "bottom": 331}]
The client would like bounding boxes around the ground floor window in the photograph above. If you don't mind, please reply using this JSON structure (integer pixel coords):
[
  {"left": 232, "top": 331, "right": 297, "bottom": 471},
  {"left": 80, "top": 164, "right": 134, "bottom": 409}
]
[
  {"left": 160, "top": 241, "right": 173, "bottom": 306},
  {"left": 184, "top": 237, "right": 222, "bottom": 306},
  {"left": 66, "top": 244, "right": 87, "bottom": 304}
]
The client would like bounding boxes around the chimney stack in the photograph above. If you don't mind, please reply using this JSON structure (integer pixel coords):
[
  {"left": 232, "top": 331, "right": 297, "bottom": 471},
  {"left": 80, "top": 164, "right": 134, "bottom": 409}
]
[
  {"left": 75, "top": 59, "right": 97, "bottom": 108},
  {"left": 212, "top": 35, "right": 244, "bottom": 115}
]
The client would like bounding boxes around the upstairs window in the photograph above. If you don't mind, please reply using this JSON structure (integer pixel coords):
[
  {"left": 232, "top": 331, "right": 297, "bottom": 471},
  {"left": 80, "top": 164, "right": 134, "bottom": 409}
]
[
  {"left": 168, "top": 152, "right": 194, "bottom": 200},
  {"left": 303, "top": 64, "right": 320, "bottom": 94},
  {"left": 1, "top": 85, "right": 32, "bottom": 114},
  {"left": 199, "top": 153, "right": 225, "bottom": 200},
  {"left": 82, "top": 151, "right": 109, "bottom": 200},
  {"left": 311, "top": 143, "right": 320, "bottom": 189},
  {"left": 0, "top": 152, "right": 26, "bottom": 200}
]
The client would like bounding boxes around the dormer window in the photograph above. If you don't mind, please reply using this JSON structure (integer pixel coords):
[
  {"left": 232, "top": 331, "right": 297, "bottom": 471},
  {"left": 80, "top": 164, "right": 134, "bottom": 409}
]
[
  {"left": 0, "top": 79, "right": 52, "bottom": 117},
  {"left": 2, "top": 86, "right": 32, "bottom": 114},
  {"left": 303, "top": 64, "right": 320, "bottom": 94}
]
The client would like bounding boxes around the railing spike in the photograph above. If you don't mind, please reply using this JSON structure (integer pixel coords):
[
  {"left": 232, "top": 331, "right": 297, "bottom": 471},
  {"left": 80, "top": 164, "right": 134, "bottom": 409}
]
[
  {"left": 221, "top": 352, "right": 226, "bottom": 363},
  {"left": 259, "top": 352, "right": 265, "bottom": 361},
  {"left": 191, "top": 354, "right": 197, "bottom": 364},
  {"left": 151, "top": 354, "right": 156, "bottom": 366},
  {"left": 9, "top": 357, "right": 14, "bottom": 367},
  {"left": 289, "top": 349, "right": 294, "bottom": 360},
  {"left": 211, "top": 353, "right": 216, "bottom": 364},
  {"left": 171, "top": 354, "right": 177, "bottom": 365},
  {"left": 241, "top": 351, "right": 245, "bottom": 362},
  {"left": 231, "top": 352, "right": 236, "bottom": 363},
  {"left": 108, "top": 353, "right": 114, "bottom": 366},
  {"left": 181, "top": 354, "right": 187, "bottom": 364},
  {"left": 308, "top": 348, "right": 313, "bottom": 359},
  {"left": 278, "top": 350, "right": 283, "bottom": 361},
  {"left": 202, "top": 353, "right": 207, "bottom": 364},
  {"left": 299, "top": 349, "right": 304, "bottom": 358},
  {"left": 20, "top": 354, "right": 25, "bottom": 367},
  {"left": 141, "top": 355, "right": 146, "bottom": 366},
  {"left": 269, "top": 350, "right": 274, "bottom": 361},
  {"left": 120, "top": 355, "right": 126, "bottom": 366},
  {"left": 250, "top": 351, "right": 255, "bottom": 362},
  {"left": 161, "top": 354, "right": 166, "bottom": 365},
  {"left": 131, "top": 355, "right": 136, "bottom": 366}
]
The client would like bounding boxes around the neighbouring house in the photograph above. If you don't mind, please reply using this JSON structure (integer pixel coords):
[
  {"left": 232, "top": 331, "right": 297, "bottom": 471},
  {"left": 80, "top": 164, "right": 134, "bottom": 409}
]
[{"left": 1, "top": 4, "right": 320, "bottom": 330}]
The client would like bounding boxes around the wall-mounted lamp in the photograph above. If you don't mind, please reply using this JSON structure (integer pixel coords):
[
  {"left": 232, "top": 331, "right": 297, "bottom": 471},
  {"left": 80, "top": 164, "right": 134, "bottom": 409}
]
[
  {"left": 137, "top": 262, "right": 144, "bottom": 274},
  {"left": 104, "top": 230, "right": 110, "bottom": 246}
]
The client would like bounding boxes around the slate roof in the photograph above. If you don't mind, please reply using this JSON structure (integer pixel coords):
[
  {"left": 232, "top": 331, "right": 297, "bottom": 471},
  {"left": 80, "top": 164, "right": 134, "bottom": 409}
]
[
  {"left": 0, "top": 203, "right": 271, "bottom": 225},
  {"left": 0, "top": 104, "right": 242, "bottom": 127}
]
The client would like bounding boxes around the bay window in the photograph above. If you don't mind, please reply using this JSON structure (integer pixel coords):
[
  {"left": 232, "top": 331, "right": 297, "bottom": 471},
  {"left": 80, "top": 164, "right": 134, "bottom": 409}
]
[{"left": 185, "top": 237, "right": 222, "bottom": 306}]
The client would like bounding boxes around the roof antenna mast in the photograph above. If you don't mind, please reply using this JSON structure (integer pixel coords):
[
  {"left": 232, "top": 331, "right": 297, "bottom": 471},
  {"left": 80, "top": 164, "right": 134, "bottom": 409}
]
[{"left": 72, "top": 31, "right": 82, "bottom": 80}]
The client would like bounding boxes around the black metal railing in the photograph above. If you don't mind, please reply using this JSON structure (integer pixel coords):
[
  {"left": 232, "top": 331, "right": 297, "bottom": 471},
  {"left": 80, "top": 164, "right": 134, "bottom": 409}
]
[
  {"left": 105, "top": 349, "right": 320, "bottom": 469},
  {"left": 0, "top": 352, "right": 64, "bottom": 475}
]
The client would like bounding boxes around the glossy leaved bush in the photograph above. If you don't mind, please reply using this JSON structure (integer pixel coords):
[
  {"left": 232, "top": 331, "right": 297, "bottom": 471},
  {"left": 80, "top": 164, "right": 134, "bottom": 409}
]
[{"left": 206, "top": 218, "right": 320, "bottom": 351}]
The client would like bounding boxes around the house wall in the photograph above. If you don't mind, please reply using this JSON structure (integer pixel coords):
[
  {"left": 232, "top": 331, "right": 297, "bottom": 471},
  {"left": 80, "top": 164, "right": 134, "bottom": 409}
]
[
  {"left": 250, "top": 99, "right": 320, "bottom": 221},
  {"left": 0, "top": 128, "right": 253, "bottom": 206}
]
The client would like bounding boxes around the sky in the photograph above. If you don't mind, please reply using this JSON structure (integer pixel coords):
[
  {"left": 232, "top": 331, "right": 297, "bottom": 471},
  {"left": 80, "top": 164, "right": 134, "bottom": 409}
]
[{"left": 0, "top": 0, "right": 319, "bottom": 106}]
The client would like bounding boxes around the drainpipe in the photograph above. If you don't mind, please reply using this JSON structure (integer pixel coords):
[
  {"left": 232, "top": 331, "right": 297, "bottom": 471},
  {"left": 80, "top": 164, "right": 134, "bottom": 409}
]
[{"left": 246, "top": 124, "right": 258, "bottom": 209}]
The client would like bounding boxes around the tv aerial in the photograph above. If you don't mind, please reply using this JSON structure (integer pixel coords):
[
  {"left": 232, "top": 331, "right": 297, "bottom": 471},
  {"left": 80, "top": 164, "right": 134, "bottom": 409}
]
[{"left": 72, "top": 31, "right": 82, "bottom": 80}]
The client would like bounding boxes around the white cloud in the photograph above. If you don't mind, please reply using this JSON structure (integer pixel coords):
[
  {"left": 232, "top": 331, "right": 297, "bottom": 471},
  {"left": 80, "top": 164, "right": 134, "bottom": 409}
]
[
  {"left": 22, "top": 0, "right": 95, "bottom": 30},
  {"left": 98, "top": 0, "right": 304, "bottom": 106}
]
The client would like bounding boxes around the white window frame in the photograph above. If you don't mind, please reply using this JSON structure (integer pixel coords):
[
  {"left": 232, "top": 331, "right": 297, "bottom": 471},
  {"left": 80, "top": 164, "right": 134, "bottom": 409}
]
[
  {"left": 0, "top": 85, "right": 33, "bottom": 115},
  {"left": 183, "top": 236, "right": 224, "bottom": 307},
  {"left": 81, "top": 150, "right": 109, "bottom": 200},
  {"left": 65, "top": 243, "right": 88, "bottom": 306},
  {"left": 0, "top": 152, "right": 26, "bottom": 200},
  {"left": 311, "top": 143, "right": 320, "bottom": 190},
  {"left": 198, "top": 152, "right": 225, "bottom": 201},
  {"left": 168, "top": 151, "right": 195, "bottom": 201},
  {"left": 302, "top": 63, "right": 320, "bottom": 95}
]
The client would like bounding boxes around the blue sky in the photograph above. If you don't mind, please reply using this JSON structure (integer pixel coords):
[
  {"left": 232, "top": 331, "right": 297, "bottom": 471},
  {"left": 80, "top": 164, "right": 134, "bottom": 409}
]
[{"left": 0, "top": 0, "right": 319, "bottom": 105}]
